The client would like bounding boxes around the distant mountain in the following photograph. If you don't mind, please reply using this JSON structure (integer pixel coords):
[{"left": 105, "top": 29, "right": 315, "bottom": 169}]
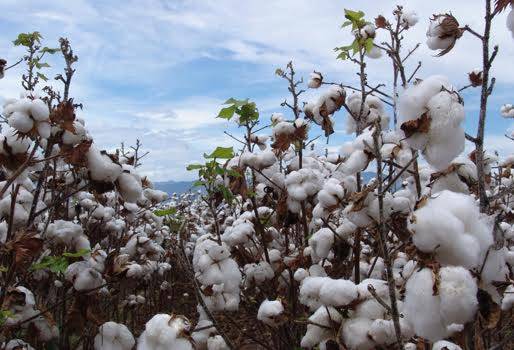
[{"left": 153, "top": 180, "right": 195, "bottom": 195}]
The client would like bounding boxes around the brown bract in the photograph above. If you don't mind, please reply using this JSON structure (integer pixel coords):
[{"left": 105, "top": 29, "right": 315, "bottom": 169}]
[
  {"left": 62, "top": 139, "right": 92, "bottom": 167},
  {"left": 400, "top": 112, "right": 431, "bottom": 138},
  {"left": 468, "top": 70, "right": 484, "bottom": 87},
  {"left": 375, "top": 15, "right": 388, "bottom": 29},
  {"left": 50, "top": 99, "right": 76, "bottom": 133}
]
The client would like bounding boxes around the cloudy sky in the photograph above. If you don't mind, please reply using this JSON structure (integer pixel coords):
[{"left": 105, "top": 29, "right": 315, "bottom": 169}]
[{"left": 0, "top": 0, "right": 512, "bottom": 181}]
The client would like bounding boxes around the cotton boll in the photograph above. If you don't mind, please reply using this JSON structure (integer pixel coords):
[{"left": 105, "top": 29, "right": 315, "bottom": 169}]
[
  {"left": 257, "top": 299, "right": 285, "bottom": 326},
  {"left": 300, "top": 306, "right": 341, "bottom": 348},
  {"left": 319, "top": 279, "right": 358, "bottom": 306},
  {"left": 424, "top": 127, "right": 465, "bottom": 170},
  {"left": 8, "top": 111, "right": 33, "bottom": 133},
  {"left": 94, "top": 321, "right": 135, "bottom": 350},
  {"left": 36, "top": 121, "right": 51, "bottom": 139},
  {"left": 309, "top": 228, "right": 334, "bottom": 260},
  {"left": 342, "top": 150, "right": 369, "bottom": 175},
  {"left": 341, "top": 317, "right": 375, "bottom": 350},
  {"left": 433, "top": 340, "right": 462, "bottom": 350},
  {"left": 501, "top": 103, "right": 514, "bottom": 118},
  {"left": 29, "top": 99, "right": 49, "bottom": 121},
  {"left": 87, "top": 146, "right": 122, "bottom": 182},
  {"left": 308, "top": 71, "right": 323, "bottom": 89},
  {"left": 404, "top": 268, "right": 447, "bottom": 341},
  {"left": 408, "top": 190, "right": 492, "bottom": 269},
  {"left": 400, "top": 10, "right": 419, "bottom": 28},
  {"left": 438, "top": 266, "right": 478, "bottom": 326},
  {"left": 207, "top": 335, "right": 229, "bottom": 350},
  {"left": 137, "top": 314, "right": 193, "bottom": 350},
  {"left": 426, "top": 15, "right": 460, "bottom": 52},
  {"left": 117, "top": 171, "right": 143, "bottom": 203}
]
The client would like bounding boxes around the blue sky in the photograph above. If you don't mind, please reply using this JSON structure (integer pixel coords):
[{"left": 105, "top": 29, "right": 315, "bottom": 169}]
[{"left": 0, "top": 0, "right": 512, "bottom": 181}]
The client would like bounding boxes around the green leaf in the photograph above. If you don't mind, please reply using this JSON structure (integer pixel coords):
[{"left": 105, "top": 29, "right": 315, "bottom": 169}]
[
  {"left": 365, "top": 38, "right": 374, "bottom": 53},
  {"left": 223, "top": 98, "right": 249, "bottom": 107},
  {"left": 40, "top": 47, "right": 60, "bottom": 54},
  {"left": 186, "top": 164, "right": 204, "bottom": 171},
  {"left": 154, "top": 208, "right": 177, "bottom": 217},
  {"left": 13, "top": 32, "right": 42, "bottom": 46},
  {"left": 204, "top": 146, "right": 234, "bottom": 159},
  {"left": 217, "top": 105, "right": 237, "bottom": 120},
  {"left": 239, "top": 102, "right": 259, "bottom": 123},
  {"left": 62, "top": 248, "right": 90, "bottom": 258},
  {"left": 351, "top": 39, "right": 361, "bottom": 54},
  {"left": 37, "top": 72, "right": 48, "bottom": 81},
  {"left": 341, "top": 20, "right": 352, "bottom": 28},
  {"left": 344, "top": 9, "right": 365, "bottom": 22},
  {"left": 31, "top": 256, "right": 68, "bottom": 274}
]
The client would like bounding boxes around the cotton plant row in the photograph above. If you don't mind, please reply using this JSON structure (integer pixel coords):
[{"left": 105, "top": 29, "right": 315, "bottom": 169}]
[{"left": 181, "top": 3, "right": 514, "bottom": 350}]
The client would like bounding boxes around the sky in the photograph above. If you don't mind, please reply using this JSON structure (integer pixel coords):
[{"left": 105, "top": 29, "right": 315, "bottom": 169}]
[{"left": 0, "top": 0, "right": 512, "bottom": 181}]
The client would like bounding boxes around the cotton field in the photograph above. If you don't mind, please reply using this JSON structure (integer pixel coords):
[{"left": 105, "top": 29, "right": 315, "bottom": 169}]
[{"left": 0, "top": 2, "right": 513, "bottom": 350}]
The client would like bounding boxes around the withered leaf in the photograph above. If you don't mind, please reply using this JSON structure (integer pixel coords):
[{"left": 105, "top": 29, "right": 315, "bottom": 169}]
[{"left": 5, "top": 231, "right": 43, "bottom": 266}]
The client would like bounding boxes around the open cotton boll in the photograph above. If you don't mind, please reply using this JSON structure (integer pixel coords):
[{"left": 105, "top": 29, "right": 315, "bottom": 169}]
[
  {"left": 29, "top": 99, "right": 50, "bottom": 121},
  {"left": 433, "top": 340, "right": 462, "bottom": 350},
  {"left": 426, "top": 15, "right": 457, "bottom": 51},
  {"left": 501, "top": 103, "right": 514, "bottom": 118},
  {"left": 400, "top": 10, "right": 419, "bottom": 28},
  {"left": 423, "top": 126, "right": 465, "bottom": 170},
  {"left": 46, "top": 220, "right": 90, "bottom": 251},
  {"left": 207, "top": 335, "right": 229, "bottom": 350},
  {"left": 117, "top": 171, "right": 143, "bottom": 203},
  {"left": 341, "top": 150, "right": 369, "bottom": 175},
  {"left": 94, "top": 321, "right": 135, "bottom": 350},
  {"left": 137, "top": 314, "right": 193, "bottom": 350},
  {"left": 257, "top": 299, "right": 284, "bottom": 326},
  {"left": 65, "top": 261, "right": 105, "bottom": 291},
  {"left": 404, "top": 268, "right": 447, "bottom": 341},
  {"left": 8, "top": 111, "right": 33, "bottom": 133},
  {"left": 408, "top": 190, "right": 492, "bottom": 268},
  {"left": 438, "top": 266, "right": 478, "bottom": 326},
  {"left": 308, "top": 71, "right": 323, "bottom": 89},
  {"left": 319, "top": 279, "right": 358, "bottom": 306},
  {"left": 87, "top": 146, "right": 122, "bottom": 182},
  {"left": 244, "top": 261, "right": 274, "bottom": 286},
  {"left": 341, "top": 317, "right": 375, "bottom": 350},
  {"left": 309, "top": 228, "right": 334, "bottom": 259},
  {"left": 300, "top": 306, "right": 341, "bottom": 348}
]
